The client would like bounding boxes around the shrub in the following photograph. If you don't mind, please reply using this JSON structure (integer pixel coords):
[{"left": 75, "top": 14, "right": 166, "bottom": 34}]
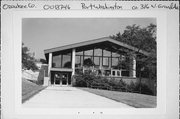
[
  {"left": 90, "top": 76, "right": 111, "bottom": 90},
  {"left": 107, "top": 78, "right": 128, "bottom": 91},
  {"left": 73, "top": 74, "right": 87, "bottom": 87},
  {"left": 127, "top": 81, "right": 154, "bottom": 95},
  {"left": 138, "top": 83, "right": 154, "bottom": 95},
  {"left": 73, "top": 72, "right": 154, "bottom": 95},
  {"left": 127, "top": 81, "right": 136, "bottom": 91}
]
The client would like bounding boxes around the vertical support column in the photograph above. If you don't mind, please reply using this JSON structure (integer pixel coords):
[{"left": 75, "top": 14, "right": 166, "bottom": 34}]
[
  {"left": 109, "top": 51, "right": 112, "bottom": 69},
  {"left": 66, "top": 74, "right": 68, "bottom": 86},
  {"left": 92, "top": 48, "right": 94, "bottom": 64},
  {"left": 48, "top": 53, "right": 52, "bottom": 85},
  {"left": 82, "top": 51, "right": 85, "bottom": 70},
  {"left": 132, "top": 55, "right": 136, "bottom": 78},
  {"left": 72, "top": 49, "right": 76, "bottom": 76},
  {"left": 101, "top": 49, "right": 104, "bottom": 76},
  {"left": 71, "top": 49, "right": 76, "bottom": 86},
  {"left": 48, "top": 53, "right": 52, "bottom": 77},
  {"left": 82, "top": 51, "right": 84, "bottom": 73},
  {"left": 61, "top": 54, "right": 63, "bottom": 67},
  {"left": 80, "top": 56, "right": 82, "bottom": 67},
  {"left": 102, "top": 49, "right": 103, "bottom": 66},
  {"left": 129, "top": 54, "right": 136, "bottom": 78},
  {"left": 119, "top": 70, "right": 122, "bottom": 77},
  {"left": 92, "top": 48, "right": 95, "bottom": 71}
]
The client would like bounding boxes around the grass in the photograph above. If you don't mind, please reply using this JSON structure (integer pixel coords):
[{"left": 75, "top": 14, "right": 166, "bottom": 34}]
[
  {"left": 79, "top": 87, "right": 156, "bottom": 108},
  {"left": 22, "top": 78, "right": 47, "bottom": 103}
]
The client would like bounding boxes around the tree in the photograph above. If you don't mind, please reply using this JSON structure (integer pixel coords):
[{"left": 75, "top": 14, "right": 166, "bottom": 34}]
[
  {"left": 111, "top": 24, "right": 156, "bottom": 52},
  {"left": 110, "top": 24, "right": 157, "bottom": 94},
  {"left": 22, "top": 43, "right": 38, "bottom": 71},
  {"left": 64, "top": 61, "right": 72, "bottom": 68},
  {"left": 83, "top": 58, "right": 94, "bottom": 67}
]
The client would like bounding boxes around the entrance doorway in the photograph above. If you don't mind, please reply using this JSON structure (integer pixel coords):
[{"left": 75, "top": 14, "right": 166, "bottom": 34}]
[
  {"left": 61, "top": 73, "right": 68, "bottom": 85},
  {"left": 51, "top": 71, "right": 71, "bottom": 86}
]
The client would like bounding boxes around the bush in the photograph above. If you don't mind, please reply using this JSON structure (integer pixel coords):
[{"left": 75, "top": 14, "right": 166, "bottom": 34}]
[
  {"left": 90, "top": 76, "right": 111, "bottom": 90},
  {"left": 107, "top": 78, "right": 127, "bottom": 91},
  {"left": 74, "top": 72, "right": 126, "bottom": 91},
  {"left": 73, "top": 74, "right": 87, "bottom": 87},
  {"left": 127, "top": 81, "right": 136, "bottom": 91},
  {"left": 73, "top": 71, "right": 154, "bottom": 95},
  {"left": 127, "top": 81, "right": 154, "bottom": 95},
  {"left": 138, "top": 83, "right": 154, "bottom": 95},
  {"left": 74, "top": 71, "right": 109, "bottom": 88}
]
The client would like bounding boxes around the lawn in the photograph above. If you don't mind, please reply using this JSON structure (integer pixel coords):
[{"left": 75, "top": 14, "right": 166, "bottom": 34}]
[
  {"left": 22, "top": 78, "right": 46, "bottom": 103},
  {"left": 79, "top": 87, "right": 156, "bottom": 108}
]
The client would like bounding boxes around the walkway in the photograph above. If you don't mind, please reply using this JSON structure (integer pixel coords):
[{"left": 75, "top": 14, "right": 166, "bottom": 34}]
[{"left": 23, "top": 86, "right": 133, "bottom": 108}]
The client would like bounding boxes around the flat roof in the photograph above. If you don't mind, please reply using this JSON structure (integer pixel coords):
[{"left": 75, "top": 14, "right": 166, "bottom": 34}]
[{"left": 44, "top": 37, "right": 149, "bottom": 56}]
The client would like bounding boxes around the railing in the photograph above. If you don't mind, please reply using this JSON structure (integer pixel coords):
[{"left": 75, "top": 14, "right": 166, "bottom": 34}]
[{"left": 76, "top": 66, "right": 130, "bottom": 77}]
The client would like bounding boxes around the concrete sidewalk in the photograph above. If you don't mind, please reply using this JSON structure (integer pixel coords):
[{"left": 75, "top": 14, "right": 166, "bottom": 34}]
[{"left": 22, "top": 86, "right": 133, "bottom": 108}]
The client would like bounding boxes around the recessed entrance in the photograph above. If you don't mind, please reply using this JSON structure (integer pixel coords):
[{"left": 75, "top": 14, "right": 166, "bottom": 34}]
[
  {"left": 51, "top": 71, "right": 71, "bottom": 86},
  {"left": 62, "top": 73, "right": 68, "bottom": 85}
]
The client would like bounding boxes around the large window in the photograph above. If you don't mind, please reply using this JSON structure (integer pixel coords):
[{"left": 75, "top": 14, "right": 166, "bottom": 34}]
[
  {"left": 52, "top": 53, "right": 72, "bottom": 68},
  {"left": 62, "top": 54, "right": 71, "bottom": 68},
  {"left": 52, "top": 55, "right": 62, "bottom": 68},
  {"left": 52, "top": 48, "right": 126, "bottom": 70}
]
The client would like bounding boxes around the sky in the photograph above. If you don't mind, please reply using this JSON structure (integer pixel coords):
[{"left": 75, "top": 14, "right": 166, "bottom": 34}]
[{"left": 22, "top": 18, "right": 156, "bottom": 59}]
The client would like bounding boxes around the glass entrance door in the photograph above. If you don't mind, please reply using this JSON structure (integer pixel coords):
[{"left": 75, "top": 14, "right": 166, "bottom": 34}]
[
  {"left": 61, "top": 73, "right": 68, "bottom": 85},
  {"left": 51, "top": 71, "right": 71, "bottom": 86},
  {"left": 54, "top": 73, "right": 60, "bottom": 85}
]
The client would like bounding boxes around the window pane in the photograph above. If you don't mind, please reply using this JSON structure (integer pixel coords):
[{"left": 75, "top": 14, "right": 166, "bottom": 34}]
[
  {"left": 109, "top": 57, "right": 112, "bottom": 66},
  {"left": 83, "top": 56, "right": 93, "bottom": 66},
  {"left": 75, "top": 56, "right": 81, "bottom": 67},
  {"left": 112, "top": 52, "right": 120, "bottom": 57},
  {"left": 103, "top": 50, "right": 111, "bottom": 56},
  {"left": 81, "top": 56, "right": 83, "bottom": 65},
  {"left": 94, "top": 49, "right": 102, "bottom": 56},
  {"left": 103, "top": 57, "right": 109, "bottom": 66},
  {"left": 62, "top": 54, "right": 71, "bottom": 68},
  {"left": 76, "top": 51, "right": 83, "bottom": 55},
  {"left": 52, "top": 55, "right": 61, "bottom": 68},
  {"left": 117, "top": 71, "right": 120, "bottom": 76},
  {"left": 104, "top": 70, "right": 111, "bottom": 76},
  {"left": 84, "top": 56, "right": 92, "bottom": 60},
  {"left": 112, "top": 58, "right": 119, "bottom": 66},
  {"left": 112, "top": 71, "right": 116, "bottom": 76},
  {"left": 99, "top": 57, "right": 102, "bottom": 66},
  {"left": 85, "top": 49, "right": 93, "bottom": 56},
  {"left": 94, "top": 57, "right": 100, "bottom": 65}
]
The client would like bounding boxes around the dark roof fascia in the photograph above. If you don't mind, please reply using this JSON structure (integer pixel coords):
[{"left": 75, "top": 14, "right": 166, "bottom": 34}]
[
  {"left": 44, "top": 37, "right": 108, "bottom": 54},
  {"left": 44, "top": 37, "right": 149, "bottom": 56},
  {"left": 108, "top": 39, "right": 150, "bottom": 56}
]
